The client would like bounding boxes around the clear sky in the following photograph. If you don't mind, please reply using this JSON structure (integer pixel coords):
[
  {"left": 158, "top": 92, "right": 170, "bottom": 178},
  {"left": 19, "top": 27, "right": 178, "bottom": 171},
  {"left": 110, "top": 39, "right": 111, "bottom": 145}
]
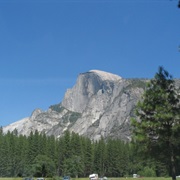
[{"left": 0, "top": 0, "right": 179, "bottom": 127}]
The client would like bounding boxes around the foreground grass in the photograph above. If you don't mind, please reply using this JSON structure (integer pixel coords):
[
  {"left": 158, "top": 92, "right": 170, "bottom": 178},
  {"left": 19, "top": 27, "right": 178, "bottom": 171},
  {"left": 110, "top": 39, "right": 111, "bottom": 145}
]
[
  {"left": 0, "top": 177, "right": 173, "bottom": 180},
  {"left": 75, "top": 179, "right": 172, "bottom": 180}
]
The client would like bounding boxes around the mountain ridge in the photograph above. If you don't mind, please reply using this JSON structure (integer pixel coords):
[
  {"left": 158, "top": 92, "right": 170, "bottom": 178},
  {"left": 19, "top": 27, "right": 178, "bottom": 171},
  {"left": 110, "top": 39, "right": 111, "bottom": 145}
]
[{"left": 3, "top": 70, "right": 147, "bottom": 141}]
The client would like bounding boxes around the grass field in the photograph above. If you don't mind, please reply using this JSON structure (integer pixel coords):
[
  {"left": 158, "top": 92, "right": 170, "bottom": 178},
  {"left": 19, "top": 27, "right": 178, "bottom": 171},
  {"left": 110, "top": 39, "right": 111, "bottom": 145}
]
[{"left": 0, "top": 177, "right": 173, "bottom": 180}]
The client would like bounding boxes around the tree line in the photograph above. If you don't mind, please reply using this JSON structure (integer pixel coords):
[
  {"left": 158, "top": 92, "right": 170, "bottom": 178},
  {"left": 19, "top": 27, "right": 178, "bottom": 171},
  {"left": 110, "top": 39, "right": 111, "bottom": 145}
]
[
  {"left": 0, "top": 126, "right": 179, "bottom": 178},
  {"left": 0, "top": 129, "right": 131, "bottom": 178}
]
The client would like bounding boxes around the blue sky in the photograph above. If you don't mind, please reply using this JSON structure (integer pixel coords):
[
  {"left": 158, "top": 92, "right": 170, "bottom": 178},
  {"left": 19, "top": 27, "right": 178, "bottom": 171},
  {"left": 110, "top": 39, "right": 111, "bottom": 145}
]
[{"left": 0, "top": 0, "right": 179, "bottom": 126}]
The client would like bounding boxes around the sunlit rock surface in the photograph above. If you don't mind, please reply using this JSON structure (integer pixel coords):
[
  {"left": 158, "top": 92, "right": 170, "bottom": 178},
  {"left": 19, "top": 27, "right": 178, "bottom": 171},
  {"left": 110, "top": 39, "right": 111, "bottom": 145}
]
[{"left": 3, "top": 70, "right": 147, "bottom": 141}]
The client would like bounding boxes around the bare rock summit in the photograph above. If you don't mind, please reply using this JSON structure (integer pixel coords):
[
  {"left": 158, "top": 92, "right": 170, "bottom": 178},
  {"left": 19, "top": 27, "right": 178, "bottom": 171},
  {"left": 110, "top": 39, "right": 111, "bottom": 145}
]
[{"left": 3, "top": 70, "right": 146, "bottom": 141}]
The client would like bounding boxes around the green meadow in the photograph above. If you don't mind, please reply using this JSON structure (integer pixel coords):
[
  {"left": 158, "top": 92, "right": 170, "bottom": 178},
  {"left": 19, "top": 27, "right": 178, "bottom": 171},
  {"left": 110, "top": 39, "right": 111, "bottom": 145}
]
[{"left": 0, "top": 178, "right": 173, "bottom": 180}]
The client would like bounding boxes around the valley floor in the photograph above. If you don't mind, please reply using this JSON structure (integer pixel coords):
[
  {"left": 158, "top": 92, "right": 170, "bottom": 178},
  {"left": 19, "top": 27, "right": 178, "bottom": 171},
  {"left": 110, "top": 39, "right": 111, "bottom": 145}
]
[{"left": 0, "top": 177, "right": 173, "bottom": 180}]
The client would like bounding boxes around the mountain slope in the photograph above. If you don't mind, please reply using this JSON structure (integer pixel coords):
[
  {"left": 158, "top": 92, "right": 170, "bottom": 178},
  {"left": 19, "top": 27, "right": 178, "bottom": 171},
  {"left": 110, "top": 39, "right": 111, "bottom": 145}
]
[{"left": 3, "top": 70, "right": 147, "bottom": 141}]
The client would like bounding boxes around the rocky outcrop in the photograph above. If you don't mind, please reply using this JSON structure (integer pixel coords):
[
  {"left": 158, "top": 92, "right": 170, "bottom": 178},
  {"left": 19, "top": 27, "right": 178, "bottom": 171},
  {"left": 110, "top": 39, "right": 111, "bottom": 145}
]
[
  {"left": 3, "top": 70, "right": 147, "bottom": 141},
  {"left": 61, "top": 70, "right": 122, "bottom": 113}
]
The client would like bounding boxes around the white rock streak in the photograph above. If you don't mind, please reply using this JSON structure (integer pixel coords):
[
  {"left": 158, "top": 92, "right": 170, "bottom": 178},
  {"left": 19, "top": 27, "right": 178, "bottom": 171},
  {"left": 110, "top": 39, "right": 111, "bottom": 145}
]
[{"left": 89, "top": 70, "right": 122, "bottom": 81}]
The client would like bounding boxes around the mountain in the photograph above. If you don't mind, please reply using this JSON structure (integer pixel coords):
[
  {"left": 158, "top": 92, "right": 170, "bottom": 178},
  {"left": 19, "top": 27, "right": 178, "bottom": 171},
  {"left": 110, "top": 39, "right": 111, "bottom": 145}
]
[{"left": 3, "top": 70, "right": 147, "bottom": 141}]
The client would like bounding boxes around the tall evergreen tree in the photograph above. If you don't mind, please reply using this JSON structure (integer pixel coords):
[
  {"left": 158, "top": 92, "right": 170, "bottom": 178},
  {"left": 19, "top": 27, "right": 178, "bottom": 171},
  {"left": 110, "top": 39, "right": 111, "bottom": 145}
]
[
  {"left": 0, "top": 127, "right": 4, "bottom": 176},
  {"left": 98, "top": 137, "right": 106, "bottom": 176},
  {"left": 70, "top": 132, "right": 84, "bottom": 177},
  {"left": 82, "top": 137, "right": 93, "bottom": 177},
  {"left": 61, "top": 130, "right": 73, "bottom": 176},
  {"left": 9, "top": 132, "right": 20, "bottom": 176},
  {"left": 63, "top": 130, "right": 72, "bottom": 159},
  {"left": 38, "top": 133, "right": 47, "bottom": 156},
  {"left": 131, "top": 66, "right": 180, "bottom": 180},
  {"left": 46, "top": 135, "right": 57, "bottom": 162},
  {"left": 57, "top": 137, "right": 65, "bottom": 176},
  {"left": 115, "top": 140, "right": 129, "bottom": 177},
  {"left": 0, "top": 132, "right": 10, "bottom": 176},
  {"left": 16, "top": 134, "right": 28, "bottom": 177},
  {"left": 93, "top": 138, "right": 106, "bottom": 176}
]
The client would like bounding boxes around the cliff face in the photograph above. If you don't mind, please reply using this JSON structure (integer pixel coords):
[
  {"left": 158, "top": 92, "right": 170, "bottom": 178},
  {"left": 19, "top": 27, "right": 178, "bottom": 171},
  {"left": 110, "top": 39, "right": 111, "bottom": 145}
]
[
  {"left": 3, "top": 70, "right": 146, "bottom": 141},
  {"left": 61, "top": 70, "right": 122, "bottom": 113}
]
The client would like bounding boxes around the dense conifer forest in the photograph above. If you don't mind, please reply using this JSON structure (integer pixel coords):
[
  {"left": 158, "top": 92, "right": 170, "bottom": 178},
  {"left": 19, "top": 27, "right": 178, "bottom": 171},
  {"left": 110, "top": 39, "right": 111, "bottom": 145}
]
[{"left": 0, "top": 127, "right": 178, "bottom": 178}]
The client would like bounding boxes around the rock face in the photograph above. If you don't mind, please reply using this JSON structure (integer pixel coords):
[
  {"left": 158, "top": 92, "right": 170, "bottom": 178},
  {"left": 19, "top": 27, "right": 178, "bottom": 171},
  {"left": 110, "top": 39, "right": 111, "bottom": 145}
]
[
  {"left": 62, "top": 70, "right": 122, "bottom": 113},
  {"left": 3, "top": 70, "right": 147, "bottom": 141}
]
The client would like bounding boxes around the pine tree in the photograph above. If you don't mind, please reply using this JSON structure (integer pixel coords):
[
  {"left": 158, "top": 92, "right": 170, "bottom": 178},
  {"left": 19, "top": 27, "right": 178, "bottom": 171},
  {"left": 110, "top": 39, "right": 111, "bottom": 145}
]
[
  {"left": 61, "top": 130, "right": 73, "bottom": 176},
  {"left": 16, "top": 134, "right": 28, "bottom": 177},
  {"left": 70, "top": 132, "right": 84, "bottom": 177},
  {"left": 82, "top": 137, "right": 93, "bottom": 177},
  {"left": 38, "top": 133, "right": 47, "bottom": 156},
  {"left": 93, "top": 137, "right": 106, "bottom": 176},
  {"left": 0, "top": 130, "right": 9, "bottom": 176},
  {"left": 56, "top": 137, "right": 65, "bottom": 176},
  {"left": 131, "top": 66, "right": 180, "bottom": 180},
  {"left": 46, "top": 135, "right": 57, "bottom": 162}
]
